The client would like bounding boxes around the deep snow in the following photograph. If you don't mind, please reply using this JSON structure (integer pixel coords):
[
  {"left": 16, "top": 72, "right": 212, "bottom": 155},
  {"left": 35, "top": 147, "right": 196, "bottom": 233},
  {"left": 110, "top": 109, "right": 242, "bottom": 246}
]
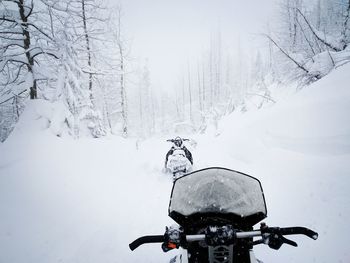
[{"left": 0, "top": 64, "right": 350, "bottom": 263}]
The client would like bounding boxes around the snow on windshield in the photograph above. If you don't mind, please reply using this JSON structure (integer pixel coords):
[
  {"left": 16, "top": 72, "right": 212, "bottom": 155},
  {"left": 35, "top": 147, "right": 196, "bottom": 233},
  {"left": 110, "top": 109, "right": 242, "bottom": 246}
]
[{"left": 169, "top": 168, "right": 266, "bottom": 217}]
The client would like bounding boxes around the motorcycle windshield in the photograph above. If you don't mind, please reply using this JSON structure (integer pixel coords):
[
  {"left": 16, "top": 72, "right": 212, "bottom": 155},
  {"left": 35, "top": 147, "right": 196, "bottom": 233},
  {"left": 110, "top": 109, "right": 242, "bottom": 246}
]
[{"left": 169, "top": 168, "right": 266, "bottom": 218}]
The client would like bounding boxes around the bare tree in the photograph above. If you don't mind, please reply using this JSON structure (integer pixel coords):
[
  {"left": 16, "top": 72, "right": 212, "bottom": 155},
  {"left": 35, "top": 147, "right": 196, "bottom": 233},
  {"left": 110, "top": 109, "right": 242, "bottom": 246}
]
[
  {"left": 265, "top": 34, "right": 311, "bottom": 75},
  {"left": 340, "top": 0, "right": 350, "bottom": 50},
  {"left": 265, "top": 0, "right": 350, "bottom": 86},
  {"left": 296, "top": 8, "right": 341, "bottom": 52},
  {"left": 187, "top": 62, "right": 193, "bottom": 123},
  {"left": 0, "top": 0, "right": 58, "bottom": 99},
  {"left": 81, "top": 0, "right": 93, "bottom": 100},
  {"left": 39, "top": 0, "right": 109, "bottom": 137},
  {"left": 113, "top": 6, "right": 128, "bottom": 137}
]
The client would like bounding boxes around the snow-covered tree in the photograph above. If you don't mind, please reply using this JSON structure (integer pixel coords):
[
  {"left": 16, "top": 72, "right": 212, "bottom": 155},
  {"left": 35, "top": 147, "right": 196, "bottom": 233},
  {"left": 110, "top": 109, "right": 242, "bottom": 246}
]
[
  {"left": 266, "top": 0, "right": 350, "bottom": 84},
  {"left": 0, "top": 0, "right": 59, "bottom": 99}
]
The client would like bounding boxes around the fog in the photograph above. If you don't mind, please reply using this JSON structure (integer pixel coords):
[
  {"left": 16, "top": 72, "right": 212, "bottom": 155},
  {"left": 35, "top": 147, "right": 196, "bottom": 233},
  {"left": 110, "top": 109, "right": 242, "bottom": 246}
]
[{"left": 118, "top": 0, "right": 277, "bottom": 92}]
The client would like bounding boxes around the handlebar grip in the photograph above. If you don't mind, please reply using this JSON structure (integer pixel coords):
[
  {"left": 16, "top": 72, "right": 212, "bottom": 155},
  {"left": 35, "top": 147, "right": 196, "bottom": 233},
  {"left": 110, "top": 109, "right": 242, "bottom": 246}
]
[
  {"left": 279, "top": 227, "right": 318, "bottom": 240},
  {"left": 129, "top": 235, "right": 164, "bottom": 251}
]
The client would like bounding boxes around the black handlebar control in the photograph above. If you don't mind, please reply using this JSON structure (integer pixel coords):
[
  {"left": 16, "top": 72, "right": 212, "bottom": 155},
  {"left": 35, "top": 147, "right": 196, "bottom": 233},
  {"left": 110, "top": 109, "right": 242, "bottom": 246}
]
[
  {"left": 259, "top": 223, "right": 318, "bottom": 250},
  {"left": 279, "top": 227, "right": 318, "bottom": 240},
  {"left": 129, "top": 224, "right": 318, "bottom": 251},
  {"left": 260, "top": 224, "right": 318, "bottom": 240},
  {"left": 129, "top": 235, "right": 164, "bottom": 251}
]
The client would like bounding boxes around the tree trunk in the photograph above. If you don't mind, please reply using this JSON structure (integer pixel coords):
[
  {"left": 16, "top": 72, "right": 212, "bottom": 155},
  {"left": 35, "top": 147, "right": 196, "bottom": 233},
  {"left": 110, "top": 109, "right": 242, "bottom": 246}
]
[
  {"left": 341, "top": 0, "right": 350, "bottom": 49},
  {"left": 18, "top": 0, "right": 36, "bottom": 99},
  {"left": 119, "top": 46, "right": 127, "bottom": 137},
  {"left": 81, "top": 0, "right": 93, "bottom": 102},
  {"left": 115, "top": 7, "right": 127, "bottom": 137},
  {"left": 197, "top": 62, "right": 203, "bottom": 113},
  {"left": 187, "top": 63, "right": 193, "bottom": 123},
  {"left": 202, "top": 61, "right": 206, "bottom": 108},
  {"left": 139, "top": 79, "right": 143, "bottom": 136}
]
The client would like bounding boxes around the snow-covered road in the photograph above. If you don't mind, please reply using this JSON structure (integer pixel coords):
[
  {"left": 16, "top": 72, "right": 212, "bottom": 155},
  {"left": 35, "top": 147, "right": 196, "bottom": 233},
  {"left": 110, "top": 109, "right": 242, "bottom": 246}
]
[{"left": 1, "top": 64, "right": 350, "bottom": 263}]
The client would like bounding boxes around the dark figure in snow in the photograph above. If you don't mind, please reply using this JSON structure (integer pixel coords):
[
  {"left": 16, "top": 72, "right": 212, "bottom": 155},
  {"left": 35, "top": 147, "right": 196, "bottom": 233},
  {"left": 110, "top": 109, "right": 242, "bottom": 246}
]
[{"left": 165, "top": 137, "right": 193, "bottom": 168}]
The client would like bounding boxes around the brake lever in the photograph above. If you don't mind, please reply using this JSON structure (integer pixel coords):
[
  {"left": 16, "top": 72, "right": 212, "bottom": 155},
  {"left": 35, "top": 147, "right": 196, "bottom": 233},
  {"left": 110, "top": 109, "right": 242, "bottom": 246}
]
[
  {"left": 265, "top": 232, "right": 297, "bottom": 250},
  {"left": 282, "top": 236, "right": 298, "bottom": 247},
  {"left": 260, "top": 223, "right": 298, "bottom": 250}
]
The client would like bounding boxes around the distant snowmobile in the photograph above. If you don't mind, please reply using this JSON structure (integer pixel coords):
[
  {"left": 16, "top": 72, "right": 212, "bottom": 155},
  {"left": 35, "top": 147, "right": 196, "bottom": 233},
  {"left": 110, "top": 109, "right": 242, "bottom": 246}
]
[{"left": 164, "top": 137, "right": 193, "bottom": 179}]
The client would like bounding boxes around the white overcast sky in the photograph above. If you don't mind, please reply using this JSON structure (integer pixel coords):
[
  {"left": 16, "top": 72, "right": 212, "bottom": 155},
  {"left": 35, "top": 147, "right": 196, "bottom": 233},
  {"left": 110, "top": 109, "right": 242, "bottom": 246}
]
[{"left": 117, "top": 0, "right": 278, "bottom": 91}]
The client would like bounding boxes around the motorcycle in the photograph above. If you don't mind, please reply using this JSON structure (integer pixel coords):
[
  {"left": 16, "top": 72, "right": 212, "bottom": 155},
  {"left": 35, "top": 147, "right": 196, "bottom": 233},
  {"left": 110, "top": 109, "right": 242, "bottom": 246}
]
[
  {"left": 164, "top": 137, "right": 193, "bottom": 179},
  {"left": 129, "top": 167, "right": 318, "bottom": 263}
]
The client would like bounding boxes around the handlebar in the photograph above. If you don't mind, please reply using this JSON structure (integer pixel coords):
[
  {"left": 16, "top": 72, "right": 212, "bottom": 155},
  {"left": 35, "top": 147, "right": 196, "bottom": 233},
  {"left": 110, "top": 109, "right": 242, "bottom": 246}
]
[
  {"left": 179, "top": 227, "right": 318, "bottom": 242},
  {"left": 129, "top": 226, "right": 318, "bottom": 251},
  {"left": 129, "top": 235, "right": 164, "bottom": 251},
  {"left": 267, "top": 227, "right": 318, "bottom": 240},
  {"left": 185, "top": 231, "right": 261, "bottom": 242},
  {"left": 166, "top": 138, "right": 190, "bottom": 142}
]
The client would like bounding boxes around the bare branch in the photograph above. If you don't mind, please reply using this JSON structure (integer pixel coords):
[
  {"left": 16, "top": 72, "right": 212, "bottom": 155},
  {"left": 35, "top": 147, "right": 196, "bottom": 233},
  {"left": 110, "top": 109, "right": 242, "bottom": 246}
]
[
  {"left": 296, "top": 17, "right": 316, "bottom": 58},
  {"left": 264, "top": 34, "right": 310, "bottom": 75},
  {"left": 31, "top": 50, "right": 59, "bottom": 60},
  {"left": 7, "top": 62, "right": 27, "bottom": 85},
  {"left": 0, "top": 31, "right": 23, "bottom": 34},
  {"left": 27, "top": 22, "right": 54, "bottom": 41},
  {"left": 296, "top": 8, "right": 342, "bottom": 52},
  {"left": 0, "top": 58, "right": 29, "bottom": 72},
  {"left": 0, "top": 17, "right": 18, "bottom": 24},
  {"left": 246, "top": 93, "right": 276, "bottom": 103},
  {"left": 2, "top": 43, "right": 25, "bottom": 52},
  {"left": 24, "top": 0, "right": 34, "bottom": 19},
  {"left": 0, "top": 89, "right": 27, "bottom": 105},
  {"left": 0, "top": 35, "right": 24, "bottom": 40}
]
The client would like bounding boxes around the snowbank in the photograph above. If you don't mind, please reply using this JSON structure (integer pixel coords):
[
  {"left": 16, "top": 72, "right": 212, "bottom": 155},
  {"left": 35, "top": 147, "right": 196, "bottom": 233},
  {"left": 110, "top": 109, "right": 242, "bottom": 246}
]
[
  {"left": 195, "top": 63, "right": 350, "bottom": 262},
  {"left": 4, "top": 99, "right": 71, "bottom": 142}
]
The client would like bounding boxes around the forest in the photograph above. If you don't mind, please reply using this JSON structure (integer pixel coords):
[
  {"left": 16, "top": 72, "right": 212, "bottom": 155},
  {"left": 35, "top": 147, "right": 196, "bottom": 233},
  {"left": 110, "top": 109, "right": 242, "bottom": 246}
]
[{"left": 0, "top": 0, "right": 349, "bottom": 141}]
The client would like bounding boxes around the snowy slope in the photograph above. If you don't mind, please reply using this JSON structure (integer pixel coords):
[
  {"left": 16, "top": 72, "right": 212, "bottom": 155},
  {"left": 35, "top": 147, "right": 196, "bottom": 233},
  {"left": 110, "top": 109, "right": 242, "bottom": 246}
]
[
  {"left": 0, "top": 63, "right": 350, "bottom": 263},
  {"left": 194, "top": 63, "right": 350, "bottom": 262}
]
